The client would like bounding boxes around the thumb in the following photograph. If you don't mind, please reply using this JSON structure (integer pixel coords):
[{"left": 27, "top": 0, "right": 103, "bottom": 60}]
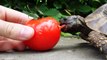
[{"left": 0, "top": 20, "right": 34, "bottom": 40}]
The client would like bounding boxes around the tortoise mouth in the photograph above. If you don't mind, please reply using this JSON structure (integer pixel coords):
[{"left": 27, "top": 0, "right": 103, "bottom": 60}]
[{"left": 60, "top": 23, "right": 69, "bottom": 31}]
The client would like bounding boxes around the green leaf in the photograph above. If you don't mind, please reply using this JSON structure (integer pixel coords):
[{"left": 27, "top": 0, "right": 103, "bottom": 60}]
[
  {"left": 23, "top": 11, "right": 39, "bottom": 18},
  {"left": 61, "top": 32, "right": 73, "bottom": 37},
  {"left": 36, "top": 0, "right": 40, "bottom": 4},
  {"left": 43, "top": 8, "right": 63, "bottom": 21},
  {"left": 91, "top": 7, "right": 97, "bottom": 12},
  {"left": 52, "top": 13, "right": 63, "bottom": 21},
  {"left": 94, "top": 0, "right": 100, "bottom": 2},
  {"left": 78, "top": 5, "right": 92, "bottom": 13},
  {"left": 53, "top": 1, "right": 62, "bottom": 9},
  {"left": 44, "top": 8, "right": 60, "bottom": 16},
  {"left": 38, "top": 4, "right": 49, "bottom": 15}
]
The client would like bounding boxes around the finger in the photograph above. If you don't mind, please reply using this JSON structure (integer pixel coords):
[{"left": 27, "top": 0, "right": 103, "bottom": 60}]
[
  {"left": 0, "top": 5, "right": 33, "bottom": 24},
  {"left": 0, "top": 20, "right": 34, "bottom": 40},
  {"left": 0, "top": 36, "right": 25, "bottom": 52},
  {"left": 0, "top": 41, "right": 14, "bottom": 52},
  {"left": 8, "top": 39, "right": 25, "bottom": 51}
]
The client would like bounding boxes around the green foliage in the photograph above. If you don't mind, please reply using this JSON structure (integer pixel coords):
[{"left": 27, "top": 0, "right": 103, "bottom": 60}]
[
  {"left": 0, "top": 0, "right": 107, "bottom": 19},
  {"left": 61, "top": 32, "right": 73, "bottom": 37}
]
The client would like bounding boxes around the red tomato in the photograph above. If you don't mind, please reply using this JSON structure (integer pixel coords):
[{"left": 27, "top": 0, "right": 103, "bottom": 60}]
[{"left": 23, "top": 17, "right": 61, "bottom": 51}]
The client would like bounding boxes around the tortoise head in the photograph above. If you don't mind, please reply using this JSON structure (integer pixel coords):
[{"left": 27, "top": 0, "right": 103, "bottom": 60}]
[{"left": 60, "top": 15, "right": 85, "bottom": 33}]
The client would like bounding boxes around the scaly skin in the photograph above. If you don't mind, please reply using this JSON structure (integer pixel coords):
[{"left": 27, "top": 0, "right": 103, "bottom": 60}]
[{"left": 60, "top": 15, "right": 107, "bottom": 57}]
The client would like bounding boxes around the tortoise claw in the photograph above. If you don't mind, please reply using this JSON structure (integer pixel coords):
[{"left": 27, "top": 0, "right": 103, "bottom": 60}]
[
  {"left": 100, "top": 44, "right": 107, "bottom": 59},
  {"left": 101, "top": 44, "right": 107, "bottom": 55}
]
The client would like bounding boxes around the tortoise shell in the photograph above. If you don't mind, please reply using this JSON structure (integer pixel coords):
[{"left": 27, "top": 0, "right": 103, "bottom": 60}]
[{"left": 85, "top": 4, "right": 107, "bottom": 35}]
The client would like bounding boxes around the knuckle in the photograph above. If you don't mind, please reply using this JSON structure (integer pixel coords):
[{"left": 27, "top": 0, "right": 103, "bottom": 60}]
[{"left": 5, "top": 23, "right": 14, "bottom": 37}]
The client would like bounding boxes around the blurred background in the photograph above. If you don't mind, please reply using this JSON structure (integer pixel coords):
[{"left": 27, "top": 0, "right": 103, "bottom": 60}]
[{"left": 0, "top": 0, "right": 107, "bottom": 19}]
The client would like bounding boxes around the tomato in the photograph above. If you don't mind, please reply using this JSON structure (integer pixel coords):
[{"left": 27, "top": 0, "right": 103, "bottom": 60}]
[{"left": 23, "top": 17, "right": 61, "bottom": 51}]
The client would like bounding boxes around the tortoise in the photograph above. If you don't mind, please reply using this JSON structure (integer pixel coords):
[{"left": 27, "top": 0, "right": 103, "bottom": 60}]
[{"left": 60, "top": 4, "right": 107, "bottom": 57}]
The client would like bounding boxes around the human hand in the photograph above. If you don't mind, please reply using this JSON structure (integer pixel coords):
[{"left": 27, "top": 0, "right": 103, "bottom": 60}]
[{"left": 0, "top": 5, "right": 34, "bottom": 52}]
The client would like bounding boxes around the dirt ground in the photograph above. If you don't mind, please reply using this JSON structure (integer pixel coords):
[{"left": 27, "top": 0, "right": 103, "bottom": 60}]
[{"left": 0, "top": 37, "right": 106, "bottom": 60}]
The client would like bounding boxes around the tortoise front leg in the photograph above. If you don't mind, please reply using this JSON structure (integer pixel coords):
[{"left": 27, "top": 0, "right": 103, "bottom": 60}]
[{"left": 80, "top": 31, "right": 107, "bottom": 57}]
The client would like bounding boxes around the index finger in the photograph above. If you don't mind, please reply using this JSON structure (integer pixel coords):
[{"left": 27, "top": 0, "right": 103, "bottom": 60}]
[{"left": 0, "top": 5, "right": 33, "bottom": 24}]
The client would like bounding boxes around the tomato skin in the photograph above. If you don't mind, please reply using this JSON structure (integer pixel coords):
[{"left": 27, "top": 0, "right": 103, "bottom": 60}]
[{"left": 23, "top": 17, "right": 61, "bottom": 51}]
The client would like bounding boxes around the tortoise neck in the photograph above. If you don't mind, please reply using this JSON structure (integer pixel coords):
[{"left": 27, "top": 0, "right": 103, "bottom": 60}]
[{"left": 78, "top": 19, "right": 92, "bottom": 35}]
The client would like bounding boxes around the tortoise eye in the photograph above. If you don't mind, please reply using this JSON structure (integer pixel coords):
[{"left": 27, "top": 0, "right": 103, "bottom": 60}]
[
  {"left": 60, "top": 18, "right": 67, "bottom": 21},
  {"left": 63, "top": 18, "right": 67, "bottom": 21}
]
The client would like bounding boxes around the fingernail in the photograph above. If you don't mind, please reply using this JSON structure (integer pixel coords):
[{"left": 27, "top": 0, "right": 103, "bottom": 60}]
[{"left": 19, "top": 26, "right": 34, "bottom": 40}]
